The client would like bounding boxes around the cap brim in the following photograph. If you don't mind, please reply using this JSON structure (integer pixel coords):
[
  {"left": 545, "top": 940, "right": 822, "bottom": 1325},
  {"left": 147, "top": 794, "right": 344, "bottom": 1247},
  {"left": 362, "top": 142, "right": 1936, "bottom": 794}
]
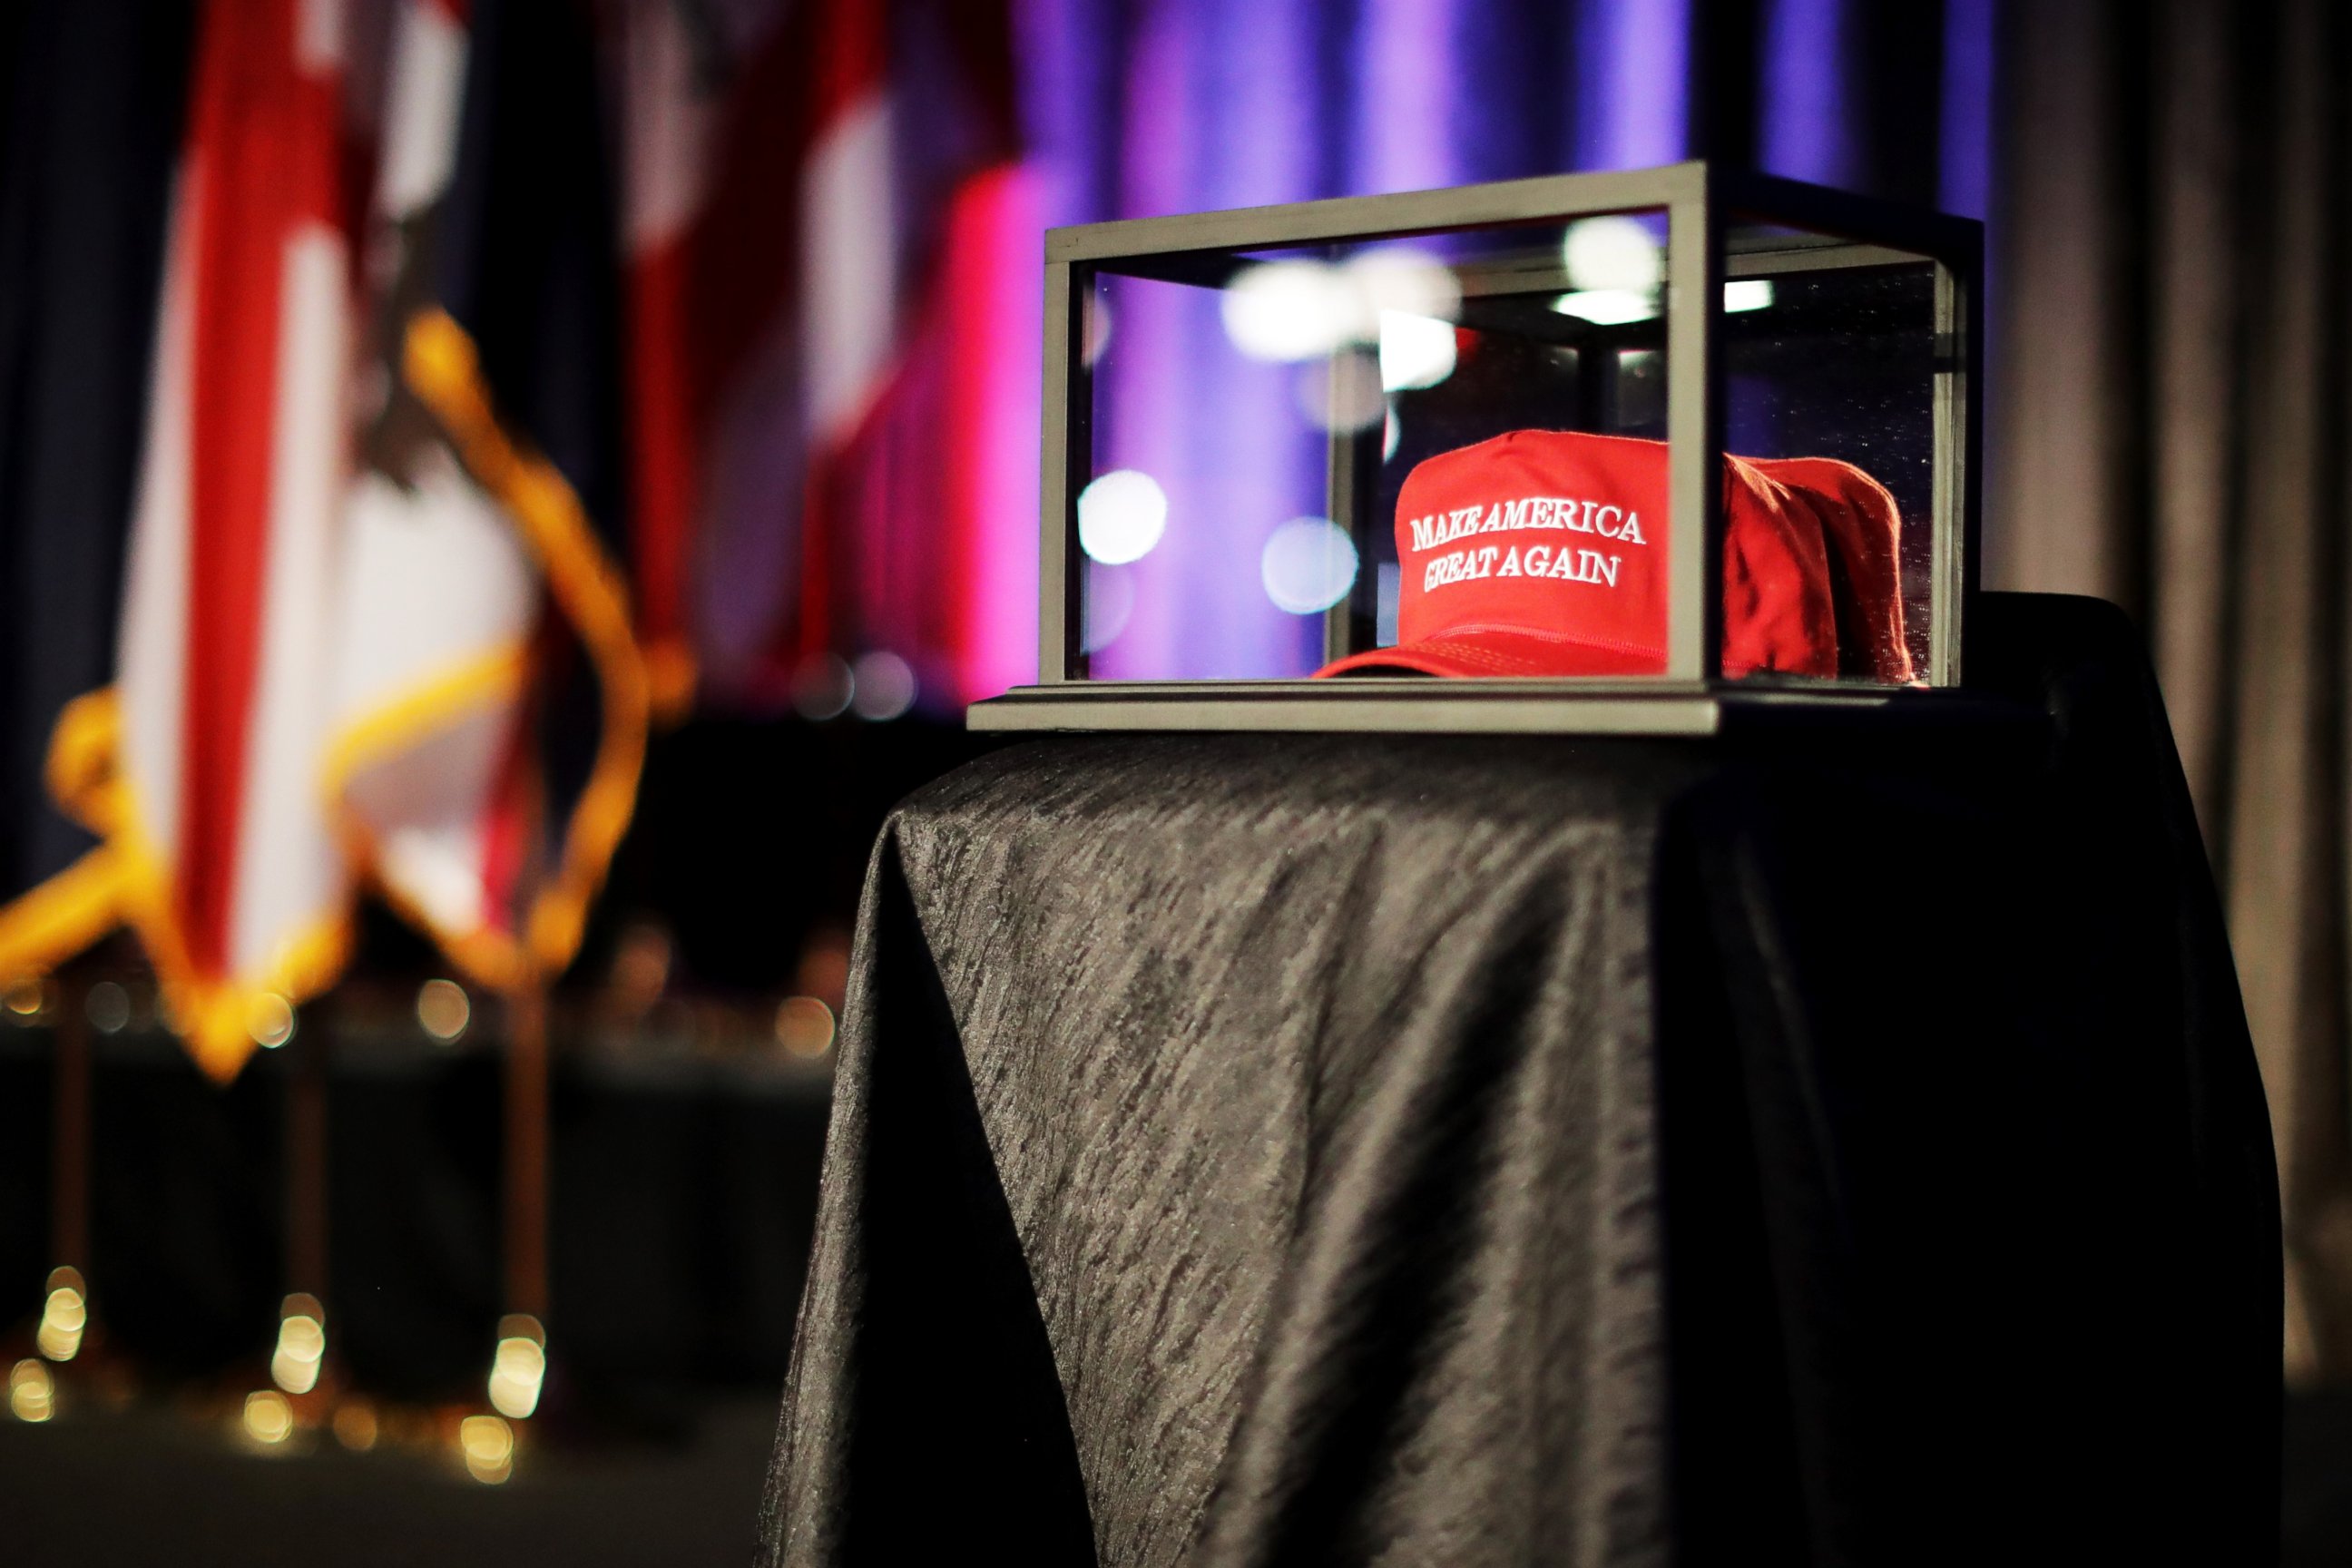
[{"left": 1314, "top": 629, "right": 1664, "bottom": 680}]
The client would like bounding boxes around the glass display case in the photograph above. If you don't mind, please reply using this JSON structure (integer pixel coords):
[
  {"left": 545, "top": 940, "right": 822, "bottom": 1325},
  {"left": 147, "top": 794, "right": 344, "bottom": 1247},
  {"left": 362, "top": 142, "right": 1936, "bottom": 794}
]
[{"left": 968, "top": 162, "right": 1981, "bottom": 734}]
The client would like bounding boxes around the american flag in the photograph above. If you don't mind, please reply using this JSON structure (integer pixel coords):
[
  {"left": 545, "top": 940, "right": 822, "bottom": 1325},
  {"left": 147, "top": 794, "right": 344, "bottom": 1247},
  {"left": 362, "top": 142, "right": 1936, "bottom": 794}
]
[
  {"left": 0, "top": 0, "right": 1033, "bottom": 1073},
  {"left": 622, "top": 0, "right": 1034, "bottom": 711}
]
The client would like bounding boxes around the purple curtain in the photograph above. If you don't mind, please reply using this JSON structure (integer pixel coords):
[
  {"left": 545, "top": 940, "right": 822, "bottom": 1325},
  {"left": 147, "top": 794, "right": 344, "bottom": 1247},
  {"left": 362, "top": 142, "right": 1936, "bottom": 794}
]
[{"left": 1008, "top": 0, "right": 1991, "bottom": 678}]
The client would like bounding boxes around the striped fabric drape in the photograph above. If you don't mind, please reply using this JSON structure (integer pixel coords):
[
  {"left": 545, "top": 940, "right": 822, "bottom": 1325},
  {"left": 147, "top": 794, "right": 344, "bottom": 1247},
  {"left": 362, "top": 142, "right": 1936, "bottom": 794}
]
[
  {"left": 1991, "top": 0, "right": 2348, "bottom": 1383},
  {"left": 108, "top": 0, "right": 357, "bottom": 1076}
]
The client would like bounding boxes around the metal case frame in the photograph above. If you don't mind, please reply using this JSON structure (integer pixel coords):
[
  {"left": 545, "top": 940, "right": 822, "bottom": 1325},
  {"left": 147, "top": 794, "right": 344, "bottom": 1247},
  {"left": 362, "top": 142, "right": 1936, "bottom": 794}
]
[{"left": 969, "top": 161, "right": 1983, "bottom": 735}]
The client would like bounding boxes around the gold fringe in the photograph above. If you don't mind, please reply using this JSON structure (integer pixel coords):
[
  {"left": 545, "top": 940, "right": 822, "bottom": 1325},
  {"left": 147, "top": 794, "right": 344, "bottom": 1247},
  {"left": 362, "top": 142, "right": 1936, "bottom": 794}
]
[{"left": 404, "top": 307, "right": 650, "bottom": 984}]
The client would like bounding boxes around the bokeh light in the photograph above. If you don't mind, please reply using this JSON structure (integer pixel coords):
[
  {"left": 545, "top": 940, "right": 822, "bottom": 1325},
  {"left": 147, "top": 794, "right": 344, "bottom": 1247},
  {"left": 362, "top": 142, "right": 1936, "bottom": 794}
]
[
  {"left": 271, "top": 1296, "right": 326, "bottom": 1396},
  {"left": 1552, "top": 289, "right": 1659, "bottom": 326},
  {"left": 460, "top": 1414, "right": 514, "bottom": 1485},
  {"left": 1377, "top": 311, "right": 1457, "bottom": 392},
  {"left": 416, "top": 978, "right": 470, "bottom": 1042},
  {"left": 774, "top": 996, "right": 837, "bottom": 1059},
  {"left": 790, "top": 652, "right": 855, "bottom": 720},
  {"left": 849, "top": 652, "right": 917, "bottom": 720},
  {"left": 1561, "top": 215, "right": 1663, "bottom": 293},
  {"left": 242, "top": 1389, "right": 294, "bottom": 1446},
  {"left": 1260, "top": 517, "right": 1361, "bottom": 615},
  {"left": 84, "top": 981, "right": 131, "bottom": 1034},
  {"left": 37, "top": 1269, "right": 86, "bottom": 1363},
  {"left": 9, "top": 1359, "right": 54, "bottom": 1423},
  {"left": 1343, "top": 248, "right": 1461, "bottom": 323},
  {"left": 1075, "top": 469, "right": 1168, "bottom": 565},
  {"left": 247, "top": 993, "right": 295, "bottom": 1050},
  {"left": 1220, "top": 260, "right": 1361, "bottom": 361},
  {"left": 486, "top": 1314, "right": 545, "bottom": 1420},
  {"left": 1223, "top": 250, "right": 1463, "bottom": 375},
  {"left": 1555, "top": 276, "right": 1778, "bottom": 325}
]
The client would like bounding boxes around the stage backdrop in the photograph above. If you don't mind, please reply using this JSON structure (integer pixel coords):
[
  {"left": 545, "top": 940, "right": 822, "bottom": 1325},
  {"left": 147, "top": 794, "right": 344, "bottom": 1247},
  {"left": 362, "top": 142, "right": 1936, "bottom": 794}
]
[
  {"left": 1006, "top": 0, "right": 1992, "bottom": 683},
  {"left": 1989, "top": 0, "right": 2347, "bottom": 1387}
]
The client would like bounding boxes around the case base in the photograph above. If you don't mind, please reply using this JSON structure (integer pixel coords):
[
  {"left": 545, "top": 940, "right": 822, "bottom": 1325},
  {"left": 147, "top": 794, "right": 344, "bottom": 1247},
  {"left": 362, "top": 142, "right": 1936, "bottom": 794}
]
[{"left": 965, "top": 680, "right": 1991, "bottom": 736}]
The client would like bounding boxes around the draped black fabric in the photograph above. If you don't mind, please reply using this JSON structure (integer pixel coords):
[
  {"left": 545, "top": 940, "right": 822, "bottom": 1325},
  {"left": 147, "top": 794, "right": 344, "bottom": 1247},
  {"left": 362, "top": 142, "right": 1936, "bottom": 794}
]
[{"left": 761, "top": 593, "right": 2278, "bottom": 1567}]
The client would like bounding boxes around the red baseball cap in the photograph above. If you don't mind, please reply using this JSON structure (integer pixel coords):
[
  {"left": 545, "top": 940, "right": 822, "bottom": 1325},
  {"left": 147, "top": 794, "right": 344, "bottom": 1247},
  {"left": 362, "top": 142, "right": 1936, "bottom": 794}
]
[
  {"left": 1314, "top": 428, "right": 1907, "bottom": 681},
  {"left": 1751, "top": 455, "right": 1913, "bottom": 682}
]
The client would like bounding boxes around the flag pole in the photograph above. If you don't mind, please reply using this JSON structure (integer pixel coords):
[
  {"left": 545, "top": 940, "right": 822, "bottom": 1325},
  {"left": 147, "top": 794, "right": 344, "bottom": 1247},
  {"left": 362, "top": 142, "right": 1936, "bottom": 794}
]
[
  {"left": 475, "top": 977, "right": 553, "bottom": 1457},
  {"left": 24, "top": 972, "right": 97, "bottom": 1394},
  {"left": 285, "top": 997, "right": 330, "bottom": 1300},
  {"left": 50, "top": 975, "right": 90, "bottom": 1280},
  {"left": 260, "top": 999, "right": 334, "bottom": 1415},
  {"left": 504, "top": 981, "right": 550, "bottom": 1320}
]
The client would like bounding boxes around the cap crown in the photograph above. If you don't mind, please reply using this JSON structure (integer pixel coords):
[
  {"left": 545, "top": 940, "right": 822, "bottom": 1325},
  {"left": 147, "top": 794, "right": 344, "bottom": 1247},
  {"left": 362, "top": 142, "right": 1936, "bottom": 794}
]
[{"left": 1332, "top": 428, "right": 1897, "bottom": 680}]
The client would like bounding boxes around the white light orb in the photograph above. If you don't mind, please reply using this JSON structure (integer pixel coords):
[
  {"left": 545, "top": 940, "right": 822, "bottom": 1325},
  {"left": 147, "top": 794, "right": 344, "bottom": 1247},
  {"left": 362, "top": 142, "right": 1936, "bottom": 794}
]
[
  {"left": 1260, "top": 516, "right": 1360, "bottom": 615},
  {"left": 1220, "top": 260, "right": 1361, "bottom": 361},
  {"left": 1562, "top": 215, "right": 1664, "bottom": 293},
  {"left": 1551, "top": 289, "right": 1661, "bottom": 326},
  {"left": 1344, "top": 248, "right": 1461, "bottom": 321},
  {"left": 1377, "top": 310, "right": 1457, "bottom": 392},
  {"left": 1076, "top": 468, "right": 1168, "bottom": 564},
  {"left": 1724, "top": 279, "right": 1777, "bottom": 312}
]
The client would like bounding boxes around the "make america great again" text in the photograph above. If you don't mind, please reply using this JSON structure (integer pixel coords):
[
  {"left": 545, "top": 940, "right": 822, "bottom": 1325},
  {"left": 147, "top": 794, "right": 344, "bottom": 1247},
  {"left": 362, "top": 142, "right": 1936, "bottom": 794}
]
[{"left": 1409, "top": 495, "right": 1650, "bottom": 593}]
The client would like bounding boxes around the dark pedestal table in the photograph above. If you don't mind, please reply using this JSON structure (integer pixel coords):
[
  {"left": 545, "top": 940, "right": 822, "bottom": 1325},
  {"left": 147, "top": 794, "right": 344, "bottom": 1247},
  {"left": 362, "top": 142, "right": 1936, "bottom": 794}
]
[{"left": 759, "top": 594, "right": 2278, "bottom": 1568}]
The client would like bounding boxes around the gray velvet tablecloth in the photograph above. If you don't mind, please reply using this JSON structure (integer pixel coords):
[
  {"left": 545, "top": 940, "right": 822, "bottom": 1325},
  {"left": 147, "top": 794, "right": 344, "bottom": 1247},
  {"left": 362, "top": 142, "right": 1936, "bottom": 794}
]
[{"left": 759, "top": 595, "right": 2278, "bottom": 1568}]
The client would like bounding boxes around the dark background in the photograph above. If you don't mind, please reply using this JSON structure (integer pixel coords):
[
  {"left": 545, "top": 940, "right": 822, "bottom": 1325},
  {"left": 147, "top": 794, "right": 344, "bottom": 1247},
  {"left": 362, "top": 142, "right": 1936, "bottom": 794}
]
[{"left": 9, "top": 0, "right": 2352, "bottom": 1561}]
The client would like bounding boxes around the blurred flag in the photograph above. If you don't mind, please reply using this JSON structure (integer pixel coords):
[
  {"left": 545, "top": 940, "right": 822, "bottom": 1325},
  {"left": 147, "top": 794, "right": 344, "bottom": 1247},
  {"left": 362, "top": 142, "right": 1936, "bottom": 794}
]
[
  {"left": 620, "top": 0, "right": 1035, "bottom": 711},
  {"left": 0, "top": 0, "right": 647, "bottom": 1079},
  {"left": 391, "top": 0, "right": 648, "bottom": 992},
  {"left": 1, "top": 0, "right": 1029, "bottom": 1063},
  {"left": 0, "top": 0, "right": 190, "bottom": 989},
  {"left": 325, "top": 0, "right": 556, "bottom": 998},
  {"left": 88, "top": 0, "right": 361, "bottom": 1077}
]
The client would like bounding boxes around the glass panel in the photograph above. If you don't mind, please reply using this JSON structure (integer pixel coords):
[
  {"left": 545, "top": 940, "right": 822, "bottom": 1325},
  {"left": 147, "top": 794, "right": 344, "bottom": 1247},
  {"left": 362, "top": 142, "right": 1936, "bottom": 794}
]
[
  {"left": 1717, "top": 222, "right": 1940, "bottom": 685},
  {"left": 1074, "top": 211, "right": 1676, "bottom": 681}
]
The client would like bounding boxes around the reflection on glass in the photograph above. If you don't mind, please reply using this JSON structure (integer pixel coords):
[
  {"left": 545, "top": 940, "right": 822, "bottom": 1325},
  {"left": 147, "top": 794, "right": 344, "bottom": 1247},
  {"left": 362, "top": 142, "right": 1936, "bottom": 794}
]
[
  {"left": 1075, "top": 468, "right": 1167, "bottom": 564},
  {"left": 1260, "top": 517, "right": 1359, "bottom": 615},
  {"left": 1079, "top": 210, "right": 1940, "bottom": 686},
  {"left": 1721, "top": 228, "right": 1938, "bottom": 681}
]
